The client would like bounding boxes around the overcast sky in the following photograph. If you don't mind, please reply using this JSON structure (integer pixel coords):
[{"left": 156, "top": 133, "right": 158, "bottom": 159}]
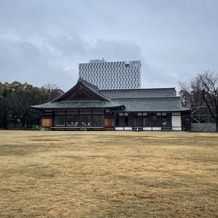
[{"left": 0, "top": 0, "right": 217, "bottom": 91}]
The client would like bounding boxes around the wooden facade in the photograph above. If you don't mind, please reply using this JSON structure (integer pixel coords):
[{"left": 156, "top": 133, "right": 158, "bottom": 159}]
[
  {"left": 40, "top": 110, "right": 175, "bottom": 131},
  {"left": 32, "top": 78, "right": 188, "bottom": 131}
]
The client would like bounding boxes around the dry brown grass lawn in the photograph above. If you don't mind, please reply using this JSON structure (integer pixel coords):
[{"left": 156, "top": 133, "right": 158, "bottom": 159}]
[{"left": 0, "top": 130, "right": 217, "bottom": 218}]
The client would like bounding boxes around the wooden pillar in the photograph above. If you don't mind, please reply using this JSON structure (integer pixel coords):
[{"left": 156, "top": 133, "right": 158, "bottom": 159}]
[
  {"left": 78, "top": 109, "right": 80, "bottom": 128},
  {"left": 91, "top": 109, "right": 93, "bottom": 127},
  {"left": 103, "top": 109, "right": 105, "bottom": 129},
  {"left": 52, "top": 110, "right": 54, "bottom": 127},
  {"left": 65, "top": 109, "right": 67, "bottom": 127}
]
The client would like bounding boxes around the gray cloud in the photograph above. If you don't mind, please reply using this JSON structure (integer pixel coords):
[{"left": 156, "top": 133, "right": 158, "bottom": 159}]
[
  {"left": 87, "top": 39, "right": 142, "bottom": 61},
  {"left": 0, "top": 0, "right": 218, "bottom": 91}
]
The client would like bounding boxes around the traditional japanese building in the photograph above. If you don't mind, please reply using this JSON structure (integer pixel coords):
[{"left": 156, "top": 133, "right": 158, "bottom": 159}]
[{"left": 31, "top": 78, "right": 188, "bottom": 131}]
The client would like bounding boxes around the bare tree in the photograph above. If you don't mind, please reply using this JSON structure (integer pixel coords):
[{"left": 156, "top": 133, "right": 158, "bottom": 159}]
[{"left": 179, "top": 71, "right": 218, "bottom": 132}]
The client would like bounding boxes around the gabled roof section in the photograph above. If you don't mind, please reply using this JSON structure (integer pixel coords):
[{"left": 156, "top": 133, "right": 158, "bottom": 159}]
[
  {"left": 53, "top": 78, "right": 110, "bottom": 102},
  {"left": 31, "top": 100, "right": 124, "bottom": 110},
  {"left": 31, "top": 79, "right": 189, "bottom": 112},
  {"left": 112, "top": 97, "right": 189, "bottom": 112},
  {"left": 99, "top": 88, "right": 177, "bottom": 99}
]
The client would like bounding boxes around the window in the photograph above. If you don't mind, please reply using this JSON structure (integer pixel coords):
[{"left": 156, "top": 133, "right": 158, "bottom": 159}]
[
  {"left": 116, "top": 114, "right": 124, "bottom": 127},
  {"left": 54, "top": 116, "right": 65, "bottom": 126},
  {"left": 124, "top": 116, "right": 128, "bottom": 126},
  {"left": 66, "top": 115, "right": 78, "bottom": 126},
  {"left": 93, "top": 115, "right": 103, "bottom": 127},
  {"left": 134, "top": 114, "right": 143, "bottom": 127},
  {"left": 152, "top": 114, "right": 157, "bottom": 126},
  {"left": 80, "top": 115, "right": 92, "bottom": 126},
  {"left": 162, "top": 115, "right": 167, "bottom": 126},
  {"left": 143, "top": 116, "right": 148, "bottom": 126}
]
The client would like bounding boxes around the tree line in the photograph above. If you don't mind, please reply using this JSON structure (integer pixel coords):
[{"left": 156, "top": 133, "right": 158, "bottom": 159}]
[
  {"left": 0, "top": 81, "right": 63, "bottom": 129},
  {"left": 0, "top": 71, "right": 217, "bottom": 131}
]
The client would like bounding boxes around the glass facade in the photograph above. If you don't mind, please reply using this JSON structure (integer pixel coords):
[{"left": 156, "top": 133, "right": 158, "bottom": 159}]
[
  {"left": 49, "top": 110, "right": 172, "bottom": 130},
  {"left": 53, "top": 109, "right": 104, "bottom": 128}
]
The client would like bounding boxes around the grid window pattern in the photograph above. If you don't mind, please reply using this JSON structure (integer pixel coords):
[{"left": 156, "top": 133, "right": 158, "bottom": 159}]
[{"left": 79, "top": 60, "right": 141, "bottom": 89}]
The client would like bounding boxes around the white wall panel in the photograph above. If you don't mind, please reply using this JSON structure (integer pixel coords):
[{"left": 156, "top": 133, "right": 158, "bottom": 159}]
[{"left": 172, "top": 112, "right": 182, "bottom": 131}]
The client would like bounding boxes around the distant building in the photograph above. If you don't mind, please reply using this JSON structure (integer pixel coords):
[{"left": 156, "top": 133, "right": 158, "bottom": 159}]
[{"left": 79, "top": 59, "right": 141, "bottom": 89}]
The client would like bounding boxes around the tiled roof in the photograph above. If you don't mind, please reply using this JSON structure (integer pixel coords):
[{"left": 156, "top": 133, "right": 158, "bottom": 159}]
[
  {"left": 31, "top": 79, "right": 189, "bottom": 112},
  {"left": 78, "top": 77, "right": 98, "bottom": 92},
  {"left": 32, "top": 97, "right": 187, "bottom": 112},
  {"left": 31, "top": 100, "right": 124, "bottom": 110},
  {"left": 113, "top": 97, "right": 187, "bottom": 112},
  {"left": 99, "top": 88, "right": 176, "bottom": 99},
  {"left": 52, "top": 78, "right": 109, "bottom": 102}
]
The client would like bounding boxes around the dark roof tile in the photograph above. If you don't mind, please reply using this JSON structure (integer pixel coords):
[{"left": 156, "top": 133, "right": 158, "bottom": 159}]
[
  {"left": 99, "top": 88, "right": 176, "bottom": 99},
  {"left": 32, "top": 100, "right": 124, "bottom": 110}
]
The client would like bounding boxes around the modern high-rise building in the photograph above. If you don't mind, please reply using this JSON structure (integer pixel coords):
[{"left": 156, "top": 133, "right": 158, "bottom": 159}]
[{"left": 78, "top": 59, "right": 141, "bottom": 89}]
